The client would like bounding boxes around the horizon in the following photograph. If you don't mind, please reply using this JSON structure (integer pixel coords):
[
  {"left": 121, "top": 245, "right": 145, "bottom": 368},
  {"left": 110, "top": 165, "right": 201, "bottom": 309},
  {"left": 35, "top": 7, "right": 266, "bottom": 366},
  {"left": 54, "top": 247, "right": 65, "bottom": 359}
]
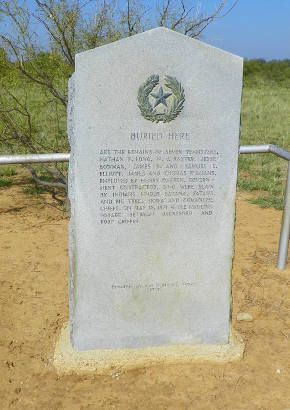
[{"left": 203, "top": 0, "right": 290, "bottom": 61}]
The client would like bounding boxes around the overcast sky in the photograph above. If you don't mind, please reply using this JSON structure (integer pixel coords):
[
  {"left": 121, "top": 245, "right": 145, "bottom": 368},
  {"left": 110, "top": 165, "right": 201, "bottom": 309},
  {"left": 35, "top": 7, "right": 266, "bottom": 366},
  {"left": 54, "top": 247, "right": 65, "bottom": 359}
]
[{"left": 204, "top": 0, "right": 290, "bottom": 60}]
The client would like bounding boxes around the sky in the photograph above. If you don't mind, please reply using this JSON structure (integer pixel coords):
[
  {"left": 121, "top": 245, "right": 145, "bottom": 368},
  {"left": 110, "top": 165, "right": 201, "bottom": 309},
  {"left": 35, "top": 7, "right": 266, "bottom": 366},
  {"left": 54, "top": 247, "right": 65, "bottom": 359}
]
[
  {"left": 5, "top": 0, "right": 290, "bottom": 60},
  {"left": 203, "top": 0, "right": 290, "bottom": 60}
]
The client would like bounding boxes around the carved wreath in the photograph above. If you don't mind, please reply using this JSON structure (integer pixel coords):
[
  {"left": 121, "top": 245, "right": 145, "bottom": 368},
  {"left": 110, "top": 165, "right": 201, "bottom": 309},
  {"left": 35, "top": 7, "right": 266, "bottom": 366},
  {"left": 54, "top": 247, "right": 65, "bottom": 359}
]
[{"left": 137, "top": 74, "right": 185, "bottom": 123}]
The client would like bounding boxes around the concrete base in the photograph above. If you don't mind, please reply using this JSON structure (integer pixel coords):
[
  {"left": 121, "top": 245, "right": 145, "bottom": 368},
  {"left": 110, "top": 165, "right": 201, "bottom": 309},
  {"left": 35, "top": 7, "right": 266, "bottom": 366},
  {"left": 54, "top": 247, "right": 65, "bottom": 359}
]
[{"left": 53, "top": 323, "right": 244, "bottom": 375}]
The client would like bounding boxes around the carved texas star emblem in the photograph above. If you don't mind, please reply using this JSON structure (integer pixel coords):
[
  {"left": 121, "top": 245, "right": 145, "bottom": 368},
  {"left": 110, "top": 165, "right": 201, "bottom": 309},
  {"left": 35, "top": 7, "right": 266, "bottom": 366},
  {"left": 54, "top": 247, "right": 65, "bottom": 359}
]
[
  {"left": 150, "top": 86, "right": 172, "bottom": 108},
  {"left": 137, "top": 74, "right": 185, "bottom": 123}
]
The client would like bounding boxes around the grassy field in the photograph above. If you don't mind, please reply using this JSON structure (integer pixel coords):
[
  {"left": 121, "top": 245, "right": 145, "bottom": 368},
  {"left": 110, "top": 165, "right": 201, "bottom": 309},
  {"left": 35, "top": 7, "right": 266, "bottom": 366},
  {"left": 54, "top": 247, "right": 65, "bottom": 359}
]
[
  {"left": 239, "top": 84, "right": 290, "bottom": 209},
  {"left": 0, "top": 59, "right": 290, "bottom": 209}
]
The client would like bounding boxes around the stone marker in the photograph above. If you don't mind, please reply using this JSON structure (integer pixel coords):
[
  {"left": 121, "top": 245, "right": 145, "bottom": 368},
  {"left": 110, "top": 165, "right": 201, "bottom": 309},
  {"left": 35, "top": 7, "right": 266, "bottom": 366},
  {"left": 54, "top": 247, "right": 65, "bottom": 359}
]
[{"left": 68, "top": 27, "right": 243, "bottom": 351}]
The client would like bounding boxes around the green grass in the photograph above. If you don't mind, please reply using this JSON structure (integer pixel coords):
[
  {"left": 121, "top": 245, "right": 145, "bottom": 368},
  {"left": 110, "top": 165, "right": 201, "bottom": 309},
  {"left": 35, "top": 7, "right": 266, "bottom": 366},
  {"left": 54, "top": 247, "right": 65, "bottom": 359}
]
[
  {"left": 250, "top": 196, "right": 284, "bottom": 210},
  {"left": 1, "top": 60, "right": 290, "bottom": 209},
  {"left": 0, "top": 177, "right": 13, "bottom": 187},
  {"left": 238, "top": 84, "right": 290, "bottom": 210},
  {"left": 23, "top": 186, "right": 46, "bottom": 194},
  {"left": 0, "top": 166, "right": 17, "bottom": 177},
  {"left": 0, "top": 167, "right": 15, "bottom": 187},
  {"left": 0, "top": 75, "right": 68, "bottom": 155}
]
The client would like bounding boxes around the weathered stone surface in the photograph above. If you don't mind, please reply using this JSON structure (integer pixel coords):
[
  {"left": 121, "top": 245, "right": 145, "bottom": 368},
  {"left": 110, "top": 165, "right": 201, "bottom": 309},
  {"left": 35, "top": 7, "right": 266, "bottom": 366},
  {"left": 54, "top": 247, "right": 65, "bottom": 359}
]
[{"left": 68, "top": 27, "right": 243, "bottom": 351}]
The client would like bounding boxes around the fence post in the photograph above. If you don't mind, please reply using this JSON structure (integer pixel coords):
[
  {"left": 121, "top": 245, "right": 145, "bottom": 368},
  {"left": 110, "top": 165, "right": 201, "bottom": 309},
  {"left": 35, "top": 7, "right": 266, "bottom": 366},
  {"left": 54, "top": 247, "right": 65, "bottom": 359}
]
[{"left": 277, "top": 161, "right": 290, "bottom": 269}]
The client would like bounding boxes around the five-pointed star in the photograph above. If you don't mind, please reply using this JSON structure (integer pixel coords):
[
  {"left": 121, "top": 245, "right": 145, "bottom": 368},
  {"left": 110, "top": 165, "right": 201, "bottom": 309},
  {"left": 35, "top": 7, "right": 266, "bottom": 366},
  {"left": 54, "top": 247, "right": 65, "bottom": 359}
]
[{"left": 150, "top": 86, "right": 172, "bottom": 108}]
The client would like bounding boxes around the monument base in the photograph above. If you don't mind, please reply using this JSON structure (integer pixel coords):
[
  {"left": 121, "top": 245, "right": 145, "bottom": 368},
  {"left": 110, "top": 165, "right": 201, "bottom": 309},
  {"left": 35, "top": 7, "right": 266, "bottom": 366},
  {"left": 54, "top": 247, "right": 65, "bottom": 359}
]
[{"left": 53, "top": 323, "right": 245, "bottom": 375}]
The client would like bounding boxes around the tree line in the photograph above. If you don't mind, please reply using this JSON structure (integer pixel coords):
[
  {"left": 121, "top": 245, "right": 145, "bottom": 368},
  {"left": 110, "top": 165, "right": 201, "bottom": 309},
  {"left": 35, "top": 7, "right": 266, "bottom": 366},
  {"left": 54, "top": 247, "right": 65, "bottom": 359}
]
[{"left": 244, "top": 59, "right": 290, "bottom": 87}]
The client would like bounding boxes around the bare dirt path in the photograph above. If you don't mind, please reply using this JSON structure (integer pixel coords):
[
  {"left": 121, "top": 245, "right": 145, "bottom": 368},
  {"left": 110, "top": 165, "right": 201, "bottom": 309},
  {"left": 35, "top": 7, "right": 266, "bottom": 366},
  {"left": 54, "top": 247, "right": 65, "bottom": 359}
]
[{"left": 1, "top": 186, "right": 290, "bottom": 409}]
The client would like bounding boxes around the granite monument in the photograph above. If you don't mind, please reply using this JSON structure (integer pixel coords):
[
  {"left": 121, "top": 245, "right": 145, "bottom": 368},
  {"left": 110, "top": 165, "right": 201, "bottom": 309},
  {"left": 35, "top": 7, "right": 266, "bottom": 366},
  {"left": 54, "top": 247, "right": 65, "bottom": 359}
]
[{"left": 68, "top": 28, "right": 243, "bottom": 351}]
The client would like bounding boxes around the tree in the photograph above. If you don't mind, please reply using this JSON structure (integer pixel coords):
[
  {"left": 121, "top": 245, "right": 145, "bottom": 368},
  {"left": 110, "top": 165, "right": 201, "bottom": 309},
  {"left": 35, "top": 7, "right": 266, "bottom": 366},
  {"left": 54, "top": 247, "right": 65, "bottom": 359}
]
[{"left": 0, "top": 0, "right": 237, "bottom": 206}]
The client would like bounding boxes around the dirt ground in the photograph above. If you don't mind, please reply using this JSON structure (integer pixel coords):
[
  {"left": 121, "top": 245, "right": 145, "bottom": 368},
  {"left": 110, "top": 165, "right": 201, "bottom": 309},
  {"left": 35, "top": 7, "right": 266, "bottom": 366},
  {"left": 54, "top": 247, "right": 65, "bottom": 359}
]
[{"left": 1, "top": 184, "right": 290, "bottom": 410}]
